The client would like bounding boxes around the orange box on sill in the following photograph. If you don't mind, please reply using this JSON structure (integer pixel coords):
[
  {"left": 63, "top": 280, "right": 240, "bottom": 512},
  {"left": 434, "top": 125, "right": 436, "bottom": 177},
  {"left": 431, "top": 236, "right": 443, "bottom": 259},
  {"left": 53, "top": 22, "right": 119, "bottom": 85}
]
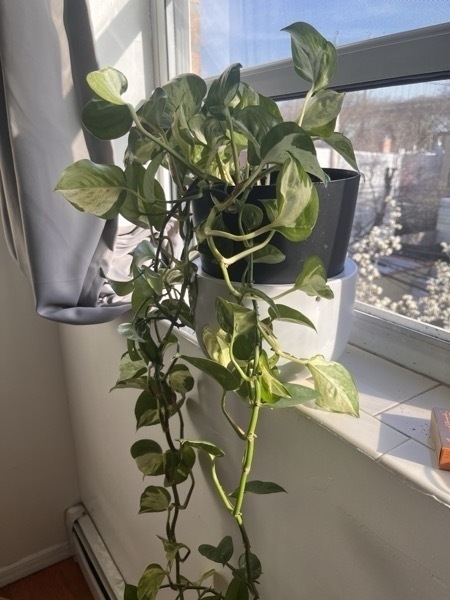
[{"left": 430, "top": 407, "right": 450, "bottom": 470}]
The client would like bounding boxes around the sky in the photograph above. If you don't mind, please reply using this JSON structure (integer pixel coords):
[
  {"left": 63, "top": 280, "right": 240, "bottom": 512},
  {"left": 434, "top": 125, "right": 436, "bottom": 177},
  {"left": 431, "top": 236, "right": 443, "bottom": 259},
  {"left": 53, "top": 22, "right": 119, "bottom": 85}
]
[{"left": 198, "top": 0, "right": 450, "bottom": 77}]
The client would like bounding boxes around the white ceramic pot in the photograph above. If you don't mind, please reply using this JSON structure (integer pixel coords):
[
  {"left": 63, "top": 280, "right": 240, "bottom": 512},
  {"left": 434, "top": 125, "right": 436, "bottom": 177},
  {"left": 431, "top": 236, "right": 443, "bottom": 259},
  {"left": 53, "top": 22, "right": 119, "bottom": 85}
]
[{"left": 194, "top": 259, "right": 357, "bottom": 375}]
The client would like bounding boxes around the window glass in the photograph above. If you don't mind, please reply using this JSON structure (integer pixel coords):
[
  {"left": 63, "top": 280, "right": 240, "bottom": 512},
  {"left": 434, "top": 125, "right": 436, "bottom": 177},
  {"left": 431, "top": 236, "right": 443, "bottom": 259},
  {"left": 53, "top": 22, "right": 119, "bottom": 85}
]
[
  {"left": 189, "top": 0, "right": 450, "bottom": 77},
  {"left": 279, "top": 80, "right": 450, "bottom": 332},
  {"left": 186, "top": 2, "right": 450, "bottom": 335}
]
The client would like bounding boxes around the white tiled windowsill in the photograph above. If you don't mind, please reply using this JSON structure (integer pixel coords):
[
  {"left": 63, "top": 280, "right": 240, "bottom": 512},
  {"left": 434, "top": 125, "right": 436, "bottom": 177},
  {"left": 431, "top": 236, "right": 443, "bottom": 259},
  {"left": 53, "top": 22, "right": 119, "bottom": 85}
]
[
  {"left": 177, "top": 324, "right": 450, "bottom": 508},
  {"left": 296, "top": 345, "right": 450, "bottom": 507}
]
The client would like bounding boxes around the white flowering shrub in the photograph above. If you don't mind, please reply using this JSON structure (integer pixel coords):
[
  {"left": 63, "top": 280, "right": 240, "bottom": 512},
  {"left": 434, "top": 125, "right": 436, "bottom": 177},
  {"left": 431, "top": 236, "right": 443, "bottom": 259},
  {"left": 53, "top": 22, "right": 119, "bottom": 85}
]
[
  {"left": 418, "top": 243, "right": 450, "bottom": 329},
  {"left": 351, "top": 199, "right": 450, "bottom": 331},
  {"left": 351, "top": 197, "right": 402, "bottom": 308}
]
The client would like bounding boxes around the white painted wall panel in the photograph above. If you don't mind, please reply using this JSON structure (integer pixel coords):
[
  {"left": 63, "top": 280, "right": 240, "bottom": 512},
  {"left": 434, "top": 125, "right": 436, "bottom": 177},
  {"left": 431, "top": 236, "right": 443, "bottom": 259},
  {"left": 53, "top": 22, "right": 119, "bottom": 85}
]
[
  {"left": 60, "top": 320, "right": 450, "bottom": 599},
  {"left": 0, "top": 229, "right": 80, "bottom": 572}
]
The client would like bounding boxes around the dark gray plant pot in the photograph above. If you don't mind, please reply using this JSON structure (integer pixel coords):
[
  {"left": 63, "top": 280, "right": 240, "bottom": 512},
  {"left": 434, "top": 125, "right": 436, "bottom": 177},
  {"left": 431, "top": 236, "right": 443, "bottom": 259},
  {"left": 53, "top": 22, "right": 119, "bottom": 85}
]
[{"left": 192, "top": 168, "right": 360, "bottom": 284}]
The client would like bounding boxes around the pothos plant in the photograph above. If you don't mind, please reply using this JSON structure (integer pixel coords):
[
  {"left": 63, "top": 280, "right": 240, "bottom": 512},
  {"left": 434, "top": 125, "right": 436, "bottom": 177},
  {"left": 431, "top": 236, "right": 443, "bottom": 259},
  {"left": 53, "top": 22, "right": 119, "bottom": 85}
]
[{"left": 56, "top": 21, "right": 359, "bottom": 600}]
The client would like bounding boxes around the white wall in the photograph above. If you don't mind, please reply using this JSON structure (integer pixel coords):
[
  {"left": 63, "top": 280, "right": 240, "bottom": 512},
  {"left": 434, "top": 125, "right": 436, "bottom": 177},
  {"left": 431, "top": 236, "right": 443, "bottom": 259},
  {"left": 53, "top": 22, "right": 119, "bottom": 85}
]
[
  {"left": 0, "top": 229, "right": 80, "bottom": 579},
  {"left": 59, "top": 320, "right": 450, "bottom": 599}
]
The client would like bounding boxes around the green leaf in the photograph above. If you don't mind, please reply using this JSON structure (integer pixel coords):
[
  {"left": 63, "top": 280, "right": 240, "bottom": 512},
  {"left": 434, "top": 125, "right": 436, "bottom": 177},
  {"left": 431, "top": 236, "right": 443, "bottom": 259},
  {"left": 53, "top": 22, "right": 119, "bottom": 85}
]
[
  {"left": 101, "top": 275, "right": 134, "bottom": 298},
  {"left": 205, "top": 63, "right": 242, "bottom": 110},
  {"left": 302, "top": 89, "right": 344, "bottom": 137},
  {"left": 201, "top": 326, "right": 231, "bottom": 367},
  {"left": 82, "top": 98, "right": 133, "bottom": 139},
  {"left": 117, "top": 323, "right": 146, "bottom": 342},
  {"left": 118, "top": 165, "right": 150, "bottom": 230},
  {"left": 294, "top": 256, "right": 333, "bottom": 298},
  {"left": 131, "top": 439, "right": 165, "bottom": 476},
  {"left": 268, "top": 304, "right": 316, "bottom": 330},
  {"left": 114, "top": 352, "right": 147, "bottom": 390},
  {"left": 282, "top": 22, "right": 337, "bottom": 92},
  {"left": 274, "top": 184, "right": 319, "bottom": 243},
  {"left": 132, "top": 239, "right": 155, "bottom": 269},
  {"left": 225, "top": 577, "right": 249, "bottom": 600},
  {"left": 241, "top": 204, "right": 264, "bottom": 231},
  {"left": 164, "top": 445, "right": 196, "bottom": 486},
  {"left": 168, "top": 364, "right": 194, "bottom": 394},
  {"left": 306, "top": 355, "right": 359, "bottom": 416},
  {"left": 273, "top": 155, "right": 313, "bottom": 229},
  {"left": 157, "top": 536, "right": 190, "bottom": 565},
  {"left": 231, "top": 105, "right": 281, "bottom": 160},
  {"left": 230, "top": 480, "right": 286, "bottom": 497},
  {"left": 87, "top": 67, "right": 128, "bottom": 105},
  {"left": 180, "top": 355, "right": 239, "bottom": 391},
  {"left": 137, "top": 563, "right": 166, "bottom": 600},
  {"left": 142, "top": 267, "right": 164, "bottom": 297},
  {"left": 131, "top": 274, "right": 156, "bottom": 317},
  {"left": 134, "top": 387, "right": 179, "bottom": 429},
  {"left": 260, "top": 122, "right": 326, "bottom": 182},
  {"left": 258, "top": 352, "right": 291, "bottom": 403},
  {"left": 237, "top": 553, "right": 262, "bottom": 583},
  {"left": 55, "top": 160, "right": 126, "bottom": 217},
  {"left": 195, "top": 569, "right": 216, "bottom": 587},
  {"left": 137, "top": 87, "right": 167, "bottom": 132},
  {"left": 162, "top": 73, "right": 207, "bottom": 123},
  {"left": 139, "top": 487, "right": 171, "bottom": 513},
  {"left": 215, "top": 298, "right": 257, "bottom": 337},
  {"left": 183, "top": 439, "right": 225, "bottom": 458},
  {"left": 238, "top": 287, "right": 278, "bottom": 314},
  {"left": 252, "top": 245, "right": 286, "bottom": 265},
  {"left": 324, "top": 132, "right": 359, "bottom": 172},
  {"left": 199, "top": 536, "right": 234, "bottom": 565},
  {"left": 124, "top": 583, "right": 138, "bottom": 600},
  {"left": 269, "top": 382, "right": 319, "bottom": 408}
]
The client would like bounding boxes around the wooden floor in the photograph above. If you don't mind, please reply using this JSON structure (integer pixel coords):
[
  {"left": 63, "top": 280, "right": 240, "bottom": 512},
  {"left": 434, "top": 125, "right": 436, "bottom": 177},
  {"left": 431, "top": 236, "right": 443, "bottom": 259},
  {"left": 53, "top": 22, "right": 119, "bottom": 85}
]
[{"left": 0, "top": 558, "right": 94, "bottom": 600}]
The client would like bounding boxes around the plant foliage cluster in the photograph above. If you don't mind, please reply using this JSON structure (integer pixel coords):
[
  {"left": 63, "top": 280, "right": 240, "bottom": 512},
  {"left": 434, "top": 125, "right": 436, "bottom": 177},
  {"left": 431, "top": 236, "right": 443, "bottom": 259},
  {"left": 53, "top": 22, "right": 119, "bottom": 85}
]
[{"left": 56, "top": 22, "right": 359, "bottom": 600}]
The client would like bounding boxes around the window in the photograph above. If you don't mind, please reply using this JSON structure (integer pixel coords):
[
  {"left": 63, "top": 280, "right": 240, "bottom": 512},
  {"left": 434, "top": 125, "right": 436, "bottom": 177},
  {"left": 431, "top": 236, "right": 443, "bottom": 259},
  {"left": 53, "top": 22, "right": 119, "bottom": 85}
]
[
  {"left": 189, "top": 0, "right": 450, "bottom": 78},
  {"left": 160, "top": 1, "right": 450, "bottom": 383}
]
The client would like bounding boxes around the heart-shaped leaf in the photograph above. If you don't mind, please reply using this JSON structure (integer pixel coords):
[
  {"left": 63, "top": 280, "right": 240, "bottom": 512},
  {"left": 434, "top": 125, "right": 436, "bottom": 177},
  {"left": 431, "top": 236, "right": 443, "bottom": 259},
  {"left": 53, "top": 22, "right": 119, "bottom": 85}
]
[
  {"left": 199, "top": 536, "right": 234, "bottom": 565},
  {"left": 294, "top": 256, "right": 333, "bottom": 298},
  {"left": 87, "top": 67, "right": 128, "bottom": 105},
  {"left": 131, "top": 439, "right": 164, "bottom": 476},
  {"left": 306, "top": 355, "right": 359, "bottom": 416},
  {"left": 225, "top": 577, "right": 249, "bottom": 600},
  {"left": 180, "top": 355, "right": 239, "bottom": 391},
  {"left": 139, "top": 487, "right": 171, "bottom": 513},
  {"left": 55, "top": 160, "right": 126, "bottom": 217},
  {"left": 137, "top": 564, "right": 165, "bottom": 600},
  {"left": 82, "top": 98, "right": 133, "bottom": 139},
  {"left": 282, "top": 22, "right": 337, "bottom": 92}
]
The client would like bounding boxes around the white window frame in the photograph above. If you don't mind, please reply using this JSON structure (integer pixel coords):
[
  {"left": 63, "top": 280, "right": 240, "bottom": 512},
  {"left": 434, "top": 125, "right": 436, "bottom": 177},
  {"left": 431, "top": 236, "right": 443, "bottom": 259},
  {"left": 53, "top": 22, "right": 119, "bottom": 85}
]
[{"left": 154, "top": 3, "right": 450, "bottom": 384}]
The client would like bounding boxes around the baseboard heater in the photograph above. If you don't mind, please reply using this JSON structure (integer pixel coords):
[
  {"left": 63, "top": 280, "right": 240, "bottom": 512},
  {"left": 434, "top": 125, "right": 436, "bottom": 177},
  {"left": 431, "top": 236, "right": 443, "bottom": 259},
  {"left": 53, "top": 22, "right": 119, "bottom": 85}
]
[{"left": 65, "top": 504, "right": 125, "bottom": 600}]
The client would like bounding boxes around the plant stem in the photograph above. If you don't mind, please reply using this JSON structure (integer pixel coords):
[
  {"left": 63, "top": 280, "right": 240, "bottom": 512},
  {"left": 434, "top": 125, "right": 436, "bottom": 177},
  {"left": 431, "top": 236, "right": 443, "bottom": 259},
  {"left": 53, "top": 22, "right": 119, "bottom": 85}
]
[
  {"left": 233, "top": 396, "right": 261, "bottom": 520},
  {"left": 211, "top": 461, "right": 234, "bottom": 513},
  {"left": 225, "top": 108, "right": 241, "bottom": 184},
  {"left": 296, "top": 87, "right": 314, "bottom": 127}
]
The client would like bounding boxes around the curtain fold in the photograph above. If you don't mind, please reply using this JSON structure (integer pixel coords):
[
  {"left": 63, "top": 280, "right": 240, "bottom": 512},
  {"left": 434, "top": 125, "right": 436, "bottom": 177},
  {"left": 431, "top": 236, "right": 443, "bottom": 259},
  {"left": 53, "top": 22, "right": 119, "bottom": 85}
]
[{"left": 0, "top": 0, "right": 131, "bottom": 324}]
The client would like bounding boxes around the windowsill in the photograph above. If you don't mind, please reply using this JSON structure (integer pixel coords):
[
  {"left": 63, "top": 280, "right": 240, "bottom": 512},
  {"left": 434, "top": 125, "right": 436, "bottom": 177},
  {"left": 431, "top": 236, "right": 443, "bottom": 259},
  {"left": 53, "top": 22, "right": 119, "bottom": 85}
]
[
  {"left": 295, "top": 344, "right": 450, "bottom": 507},
  {"left": 175, "top": 325, "right": 450, "bottom": 508}
]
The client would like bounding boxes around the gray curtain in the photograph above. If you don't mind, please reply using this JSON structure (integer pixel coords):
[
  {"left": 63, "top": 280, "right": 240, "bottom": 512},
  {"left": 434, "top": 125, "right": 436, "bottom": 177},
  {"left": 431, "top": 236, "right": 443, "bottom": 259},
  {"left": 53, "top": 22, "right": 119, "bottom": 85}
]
[{"left": 0, "top": 0, "right": 132, "bottom": 324}]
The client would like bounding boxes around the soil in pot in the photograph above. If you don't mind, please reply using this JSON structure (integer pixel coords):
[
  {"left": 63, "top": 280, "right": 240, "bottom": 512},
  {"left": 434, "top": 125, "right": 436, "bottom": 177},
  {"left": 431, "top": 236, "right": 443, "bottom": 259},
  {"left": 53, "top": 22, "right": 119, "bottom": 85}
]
[{"left": 192, "top": 168, "right": 360, "bottom": 284}]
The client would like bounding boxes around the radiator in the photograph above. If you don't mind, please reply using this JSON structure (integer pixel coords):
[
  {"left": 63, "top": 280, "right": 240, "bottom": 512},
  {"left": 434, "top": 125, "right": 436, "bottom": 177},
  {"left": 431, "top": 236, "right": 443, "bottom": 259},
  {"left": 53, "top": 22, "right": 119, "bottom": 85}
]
[{"left": 65, "top": 505, "right": 125, "bottom": 600}]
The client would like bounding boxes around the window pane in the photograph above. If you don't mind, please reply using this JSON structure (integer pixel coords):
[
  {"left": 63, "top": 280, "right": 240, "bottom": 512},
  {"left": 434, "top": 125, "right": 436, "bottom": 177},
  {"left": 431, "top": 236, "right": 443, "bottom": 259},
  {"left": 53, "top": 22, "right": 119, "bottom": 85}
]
[
  {"left": 278, "top": 80, "right": 450, "bottom": 332},
  {"left": 189, "top": 0, "right": 450, "bottom": 77}
]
